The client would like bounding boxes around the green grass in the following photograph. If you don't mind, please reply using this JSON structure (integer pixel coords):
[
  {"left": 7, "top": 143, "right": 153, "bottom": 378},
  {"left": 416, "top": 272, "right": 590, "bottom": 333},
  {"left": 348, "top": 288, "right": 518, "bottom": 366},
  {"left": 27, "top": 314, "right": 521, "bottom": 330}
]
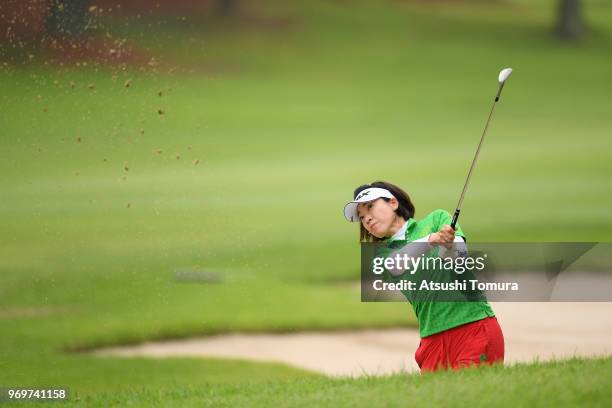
[
  {"left": 53, "top": 357, "right": 612, "bottom": 407},
  {"left": 1, "top": 0, "right": 612, "bottom": 405}
]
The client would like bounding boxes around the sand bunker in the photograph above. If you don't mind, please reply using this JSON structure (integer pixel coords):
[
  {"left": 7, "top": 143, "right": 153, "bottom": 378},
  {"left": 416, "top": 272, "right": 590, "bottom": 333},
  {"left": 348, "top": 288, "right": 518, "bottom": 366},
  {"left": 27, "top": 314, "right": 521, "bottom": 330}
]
[{"left": 95, "top": 303, "right": 612, "bottom": 376}]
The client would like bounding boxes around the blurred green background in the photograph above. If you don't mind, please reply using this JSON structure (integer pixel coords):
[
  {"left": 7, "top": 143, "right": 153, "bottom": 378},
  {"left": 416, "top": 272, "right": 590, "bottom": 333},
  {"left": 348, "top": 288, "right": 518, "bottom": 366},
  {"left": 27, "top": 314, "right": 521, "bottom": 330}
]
[{"left": 1, "top": 0, "right": 611, "bottom": 404}]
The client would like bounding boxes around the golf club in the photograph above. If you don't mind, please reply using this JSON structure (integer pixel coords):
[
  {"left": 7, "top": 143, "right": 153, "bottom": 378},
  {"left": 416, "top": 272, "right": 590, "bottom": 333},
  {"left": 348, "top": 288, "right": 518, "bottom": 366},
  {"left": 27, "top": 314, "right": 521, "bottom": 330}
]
[{"left": 450, "top": 67, "right": 513, "bottom": 230}]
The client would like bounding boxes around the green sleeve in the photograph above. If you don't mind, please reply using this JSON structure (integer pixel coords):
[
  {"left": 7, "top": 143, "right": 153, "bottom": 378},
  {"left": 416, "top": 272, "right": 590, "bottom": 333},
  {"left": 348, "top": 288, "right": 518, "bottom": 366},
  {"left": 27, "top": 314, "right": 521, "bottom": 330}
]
[{"left": 433, "top": 209, "right": 466, "bottom": 239}]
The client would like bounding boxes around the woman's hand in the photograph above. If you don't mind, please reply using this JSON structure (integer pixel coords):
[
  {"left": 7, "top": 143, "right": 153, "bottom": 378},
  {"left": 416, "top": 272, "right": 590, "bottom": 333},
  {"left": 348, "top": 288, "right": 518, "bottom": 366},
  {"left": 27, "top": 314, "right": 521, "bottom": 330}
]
[{"left": 428, "top": 225, "right": 455, "bottom": 249}]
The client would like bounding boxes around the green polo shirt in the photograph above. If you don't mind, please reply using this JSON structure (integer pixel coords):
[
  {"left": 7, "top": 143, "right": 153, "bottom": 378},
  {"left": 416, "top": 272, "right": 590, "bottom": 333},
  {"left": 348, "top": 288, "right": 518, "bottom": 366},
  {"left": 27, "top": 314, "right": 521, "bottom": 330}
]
[{"left": 382, "top": 209, "right": 495, "bottom": 338}]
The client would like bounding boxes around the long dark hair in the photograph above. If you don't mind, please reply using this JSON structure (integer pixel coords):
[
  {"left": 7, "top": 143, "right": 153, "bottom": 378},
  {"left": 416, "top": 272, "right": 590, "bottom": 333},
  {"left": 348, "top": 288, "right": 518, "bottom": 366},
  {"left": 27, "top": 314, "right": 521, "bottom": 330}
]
[{"left": 353, "top": 181, "right": 415, "bottom": 242}]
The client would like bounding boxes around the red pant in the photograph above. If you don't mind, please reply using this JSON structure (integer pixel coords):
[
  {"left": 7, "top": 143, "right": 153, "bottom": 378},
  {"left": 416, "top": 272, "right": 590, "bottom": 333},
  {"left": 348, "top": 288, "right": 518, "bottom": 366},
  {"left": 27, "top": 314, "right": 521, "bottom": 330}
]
[{"left": 415, "top": 316, "right": 504, "bottom": 372}]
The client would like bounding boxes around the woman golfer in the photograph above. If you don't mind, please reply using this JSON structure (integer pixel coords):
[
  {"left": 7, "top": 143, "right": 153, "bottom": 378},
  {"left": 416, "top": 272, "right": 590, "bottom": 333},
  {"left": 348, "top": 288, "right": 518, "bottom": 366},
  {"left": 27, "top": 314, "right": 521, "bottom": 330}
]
[{"left": 343, "top": 180, "right": 504, "bottom": 372}]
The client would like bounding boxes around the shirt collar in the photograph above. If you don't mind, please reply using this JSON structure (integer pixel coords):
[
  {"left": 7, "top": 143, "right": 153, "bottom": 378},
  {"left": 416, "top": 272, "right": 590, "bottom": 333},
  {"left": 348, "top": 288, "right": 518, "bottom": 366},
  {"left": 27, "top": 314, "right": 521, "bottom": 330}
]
[
  {"left": 390, "top": 220, "right": 409, "bottom": 241},
  {"left": 387, "top": 218, "right": 416, "bottom": 242}
]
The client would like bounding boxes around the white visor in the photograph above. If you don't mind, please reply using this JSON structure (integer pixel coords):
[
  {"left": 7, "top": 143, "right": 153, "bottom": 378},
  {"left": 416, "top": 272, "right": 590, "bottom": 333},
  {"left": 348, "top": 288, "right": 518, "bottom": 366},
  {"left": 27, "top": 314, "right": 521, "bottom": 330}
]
[{"left": 343, "top": 187, "right": 395, "bottom": 222}]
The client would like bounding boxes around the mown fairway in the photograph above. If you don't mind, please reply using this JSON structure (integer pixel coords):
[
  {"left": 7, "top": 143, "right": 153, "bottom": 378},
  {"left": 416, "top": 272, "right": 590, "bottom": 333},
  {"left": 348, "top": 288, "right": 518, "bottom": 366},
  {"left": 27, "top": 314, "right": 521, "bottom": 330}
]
[
  {"left": 1, "top": 0, "right": 611, "bottom": 404},
  {"left": 36, "top": 358, "right": 612, "bottom": 407}
]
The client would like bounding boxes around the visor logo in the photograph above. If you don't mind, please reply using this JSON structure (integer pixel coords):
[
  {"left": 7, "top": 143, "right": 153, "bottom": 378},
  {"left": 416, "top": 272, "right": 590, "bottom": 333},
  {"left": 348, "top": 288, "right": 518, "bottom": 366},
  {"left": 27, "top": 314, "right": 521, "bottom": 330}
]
[{"left": 356, "top": 191, "right": 370, "bottom": 201}]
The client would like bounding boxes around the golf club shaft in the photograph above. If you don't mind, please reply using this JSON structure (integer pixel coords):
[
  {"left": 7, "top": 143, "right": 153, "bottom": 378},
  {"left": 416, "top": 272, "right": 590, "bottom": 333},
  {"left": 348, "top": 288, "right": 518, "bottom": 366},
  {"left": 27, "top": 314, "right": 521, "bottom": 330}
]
[{"left": 450, "top": 83, "right": 504, "bottom": 230}]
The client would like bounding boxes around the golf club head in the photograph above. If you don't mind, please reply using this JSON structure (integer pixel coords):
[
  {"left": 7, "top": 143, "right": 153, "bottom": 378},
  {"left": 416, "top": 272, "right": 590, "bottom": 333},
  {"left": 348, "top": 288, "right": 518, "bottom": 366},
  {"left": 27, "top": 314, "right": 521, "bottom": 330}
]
[{"left": 498, "top": 68, "right": 513, "bottom": 84}]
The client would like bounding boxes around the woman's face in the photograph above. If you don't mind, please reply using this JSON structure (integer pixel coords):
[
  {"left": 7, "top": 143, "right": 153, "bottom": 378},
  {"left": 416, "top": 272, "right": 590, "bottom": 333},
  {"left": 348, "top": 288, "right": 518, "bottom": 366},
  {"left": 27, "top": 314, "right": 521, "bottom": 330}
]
[{"left": 357, "top": 198, "right": 399, "bottom": 238}]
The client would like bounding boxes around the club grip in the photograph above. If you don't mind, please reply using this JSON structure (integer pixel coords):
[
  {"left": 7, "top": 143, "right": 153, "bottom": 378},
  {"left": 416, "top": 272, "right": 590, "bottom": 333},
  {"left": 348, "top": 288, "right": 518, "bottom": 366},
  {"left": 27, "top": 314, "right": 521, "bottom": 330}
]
[
  {"left": 450, "top": 209, "right": 460, "bottom": 230},
  {"left": 495, "top": 82, "right": 505, "bottom": 102}
]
